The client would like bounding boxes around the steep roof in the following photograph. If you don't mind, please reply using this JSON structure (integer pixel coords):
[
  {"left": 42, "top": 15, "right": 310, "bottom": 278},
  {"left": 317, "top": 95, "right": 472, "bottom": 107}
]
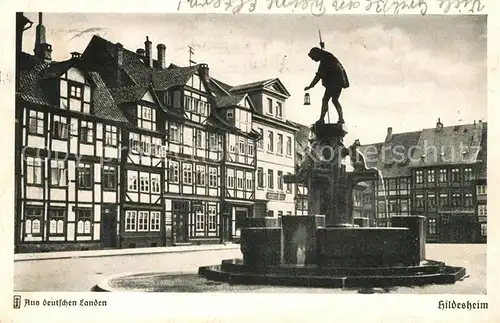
[
  {"left": 18, "top": 53, "right": 52, "bottom": 107},
  {"left": 477, "top": 122, "right": 487, "bottom": 180},
  {"left": 214, "top": 94, "right": 246, "bottom": 108}
]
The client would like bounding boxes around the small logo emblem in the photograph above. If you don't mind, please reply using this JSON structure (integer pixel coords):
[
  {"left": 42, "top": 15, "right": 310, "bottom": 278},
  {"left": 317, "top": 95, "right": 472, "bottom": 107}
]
[{"left": 13, "top": 295, "right": 21, "bottom": 309}]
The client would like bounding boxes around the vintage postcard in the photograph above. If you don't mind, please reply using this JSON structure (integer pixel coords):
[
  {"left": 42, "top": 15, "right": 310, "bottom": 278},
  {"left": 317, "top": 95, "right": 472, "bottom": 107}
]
[{"left": 1, "top": 0, "right": 498, "bottom": 322}]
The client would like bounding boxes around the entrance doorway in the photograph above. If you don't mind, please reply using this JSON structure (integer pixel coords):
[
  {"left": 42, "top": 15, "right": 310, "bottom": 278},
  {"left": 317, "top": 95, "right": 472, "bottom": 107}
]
[
  {"left": 173, "top": 201, "right": 189, "bottom": 243},
  {"left": 234, "top": 207, "right": 248, "bottom": 237},
  {"left": 101, "top": 206, "right": 117, "bottom": 249}
]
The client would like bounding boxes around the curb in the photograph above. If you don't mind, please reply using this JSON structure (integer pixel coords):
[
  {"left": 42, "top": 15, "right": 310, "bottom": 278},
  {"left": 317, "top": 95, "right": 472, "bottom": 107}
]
[{"left": 15, "top": 243, "right": 241, "bottom": 262}]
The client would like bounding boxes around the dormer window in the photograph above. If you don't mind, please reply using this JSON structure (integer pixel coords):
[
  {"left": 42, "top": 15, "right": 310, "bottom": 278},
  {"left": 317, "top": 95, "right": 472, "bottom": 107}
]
[
  {"left": 226, "top": 109, "right": 234, "bottom": 119},
  {"left": 276, "top": 102, "right": 283, "bottom": 118},
  {"left": 137, "top": 105, "right": 156, "bottom": 131},
  {"left": 267, "top": 98, "right": 273, "bottom": 114}
]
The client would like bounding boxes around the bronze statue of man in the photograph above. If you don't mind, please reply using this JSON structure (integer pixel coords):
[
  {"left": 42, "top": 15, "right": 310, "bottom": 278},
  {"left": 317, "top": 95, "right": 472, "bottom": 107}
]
[{"left": 305, "top": 47, "right": 349, "bottom": 124}]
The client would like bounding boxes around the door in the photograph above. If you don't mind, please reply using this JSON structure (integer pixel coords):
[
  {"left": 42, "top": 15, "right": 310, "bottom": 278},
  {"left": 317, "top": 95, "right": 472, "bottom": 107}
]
[
  {"left": 234, "top": 207, "right": 248, "bottom": 237},
  {"left": 101, "top": 206, "right": 117, "bottom": 249},
  {"left": 173, "top": 201, "right": 189, "bottom": 243},
  {"left": 221, "top": 213, "right": 232, "bottom": 243}
]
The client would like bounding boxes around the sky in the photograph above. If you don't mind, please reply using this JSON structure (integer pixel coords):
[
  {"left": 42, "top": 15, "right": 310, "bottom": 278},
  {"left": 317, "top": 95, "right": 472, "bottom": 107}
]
[{"left": 21, "top": 13, "right": 487, "bottom": 145}]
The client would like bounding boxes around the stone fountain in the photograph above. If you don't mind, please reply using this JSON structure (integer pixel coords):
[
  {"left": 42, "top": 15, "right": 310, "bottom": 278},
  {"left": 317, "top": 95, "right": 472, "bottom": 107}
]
[{"left": 198, "top": 123, "right": 466, "bottom": 289}]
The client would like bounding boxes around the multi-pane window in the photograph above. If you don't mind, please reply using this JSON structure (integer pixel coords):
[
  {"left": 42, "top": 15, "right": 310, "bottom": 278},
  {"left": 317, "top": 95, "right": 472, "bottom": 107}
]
[
  {"left": 138, "top": 211, "right": 149, "bottom": 232},
  {"left": 141, "top": 135, "right": 152, "bottom": 155},
  {"left": 267, "top": 131, "right": 274, "bottom": 152},
  {"left": 245, "top": 173, "right": 253, "bottom": 191},
  {"left": 481, "top": 223, "right": 487, "bottom": 236},
  {"left": 248, "top": 142, "right": 254, "bottom": 157},
  {"left": 267, "top": 98, "right": 273, "bottom": 114},
  {"left": 195, "top": 129, "right": 204, "bottom": 148},
  {"left": 196, "top": 209, "right": 205, "bottom": 231},
  {"left": 416, "top": 170, "right": 423, "bottom": 184},
  {"left": 196, "top": 165, "right": 206, "bottom": 186},
  {"left": 477, "top": 185, "right": 487, "bottom": 195},
  {"left": 427, "top": 193, "right": 436, "bottom": 208},
  {"left": 183, "top": 163, "right": 193, "bottom": 185},
  {"left": 129, "top": 133, "right": 141, "bottom": 152},
  {"left": 464, "top": 193, "right": 473, "bottom": 207},
  {"left": 52, "top": 115, "right": 69, "bottom": 139},
  {"left": 401, "top": 199, "right": 409, "bottom": 212},
  {"left": 237, "top": 171, "right": 244, "bottom": 189},
  {"left": 69, "top": 84, "right": 83, "bottom": 99},
  {"left": 439, "top": 169, "right": 448, "bottom": 183},
  {"left": 286, "top": 136, "right": 292, "bottom": 156},
  {"left": 415, "top": 194, "right": 424, "bottom": 208},
  {"left": 151, "top": 137, "right": 164, "bottom": 157},
  {"left": 227, "top": 169, "right": 235, "bottom": 188},
  {"left": 452, "top": 193, "right": 461, "bottom": 207},
  {"left": 80, "top": 121, "right": 94, "bottom": 144},
  {"left": 208, "top": 205, "right": 217, "bottom": 231},
  {"left": 451, "top": 168, "right": 460, "bottom": 182},
  {"left": 209, "top": 167, "right": 217, "bottom": 187},
  {"left": 125, "top": 211, "right": 137, "bottom": 231},
  {"left": 24, "top": 207, "right": 43, "bottom": 236},
  {"left": 169, "top": 122, "right": 181, "bottom": 143},
  {"left": 104, "top": 125, "right": 118, "bottom": 146},
  {"left": 427, "top": 170, "right": 435, "bottom": 183},
  {"left": 277, "top": 134, "right": 283, "bottom": 154},
  {"left": 137, "top": 105, "right": 156, "bottom": 131},
  {"left": 257, "top": 167, "right": 264, "bottom": 188},
  {"left": 257, "top": 128, "right": 264, "bottom": 149},
  {"left": 168, "top": 161, "right": 179, "bottom": 183},
  {"left": 268, "top": 169, "right": 274, "bottom": 189},
  {"left": 428, "top": 218, "right": 436, "bottom": 235},
  {"left": 102, "top": 165, "right": 117, "bottom": 190},
  {"left": 127, "top": 170, "right": 138, "bottom": 192},
  {"left": 50, "top": 160, "right": 67, "bottom": 187},
  {"left": 464, "top": 167, "right": 473, "bottom": 181},
  {"left": 277, "top": 171, "right": 283, "bottom": 190},
  {"left": 26, "top": 157, "right": 43, "bottom": 185},
  {"left": 239, "top": 139, "right": 245, "bottom": 154},
  {"left": 150, "top": 211, "right": 161, "bottom": 231},
  {"left": 77, "top": 163, "right": 92, "bottom": 189},
  {"left": 28, "top": 110, "right": 44, "bottom": 135},
  {"left": 286, "top": 172, "right": 292, "bottom": 192},
  {"left": 439, "top": 193, "right": 448, "bottom": 207},
  {"left": 208, "top": 133, "right": 218, "bottom": 151},
  {"left": 388, "top": 200, "right": 398, "bottom": 213},
  {"left": 151, "top": 174, "right": 161, "bottom": 194},
  {"left": 276, "top": 102, "right": 282, "bottom": 118},
  {"left": 140, "top": 172, "right": 150, "bottom": 193},
  {"left": 48, "top": 208, "right": 65, "bottom": 236},
  {"left": 478, "top": 204, "right": 487, "bottom": 216},
  {"left": 76, "top": 208, "right": 92, "bottom": 236},
  {"left": 399, "top": 177, "right": 410, "bottom": 192}
]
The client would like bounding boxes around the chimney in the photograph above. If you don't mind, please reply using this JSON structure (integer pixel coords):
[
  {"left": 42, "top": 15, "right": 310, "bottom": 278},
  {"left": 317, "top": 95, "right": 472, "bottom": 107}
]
[
  {"left": 144, "top": 36, "right": 153, "bottom": 67},
  {"left": 199, "top": 63, "right": 210, "bottom": 82},
  {"left": 157, "top": 43, "right": 166, "bottom": 69},
  {"left": 436, "top": 118, "right": 443, "bottom": 131},
  {"left": 34, "top": 13, "right": 52, "bottom": 61},
  {"left": 385, "top": 127, "right": 393, "bottom": 142},
  {"left": 136, "top": 48, "right": 145, "bottom": 56}
]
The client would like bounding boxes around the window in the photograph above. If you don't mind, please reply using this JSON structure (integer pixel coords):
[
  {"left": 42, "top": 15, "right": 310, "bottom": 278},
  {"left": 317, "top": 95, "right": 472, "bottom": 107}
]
[
  {"left": 416, "top": 194, "right": 424, "bottom": 208},
  {"left": 277, "top": 134, "right": 283, "bottom": 154},
  {"left": 129, "top": 133, "right": 140, "bottom": 152},
  {"left": 267, "top": 210, "right": 274, "bottom": 217},
  {"left": 50, "top": 160, "right": 67, "bottom": 187},
  {"left": 267, "top": 131, "right": 274, "bottom": 152},
  {"left": 140, "top": 135, "right": 151, "bottom": 155},
  {"left": 183, "top": 163, "right": 193, "bottom": 185},
  {"left": 226, "top": 109, "right": 234, "bottom": 119},
  {"left": 196, "top": 165, "right": 206, "bottom": 186},
  {"left": 77, "top": 163, "right": 92, "bottom": 189},
  {"left": 102, "top": 165, "right": 117, "bottom": 190},
  {"left": 286, "top": 136, "right": 292, "bottom": 156},
  {"left": 237, "top": 171, "right": 244, "bottom": 189},
  {"left": 267, "top": 98, "right": 273, "bottom": 114},
  {"left": 389, "top": 200, "right": 398, "bottom": 213},
  {"left": 246, "top": 173, "right": 253, "bottom": 191},
  {"left": 239, "top": 139, "right": 245, "bottom": 154},
  {"left": 28, "top": 110, "right": 44, "bottom": 135},
  {"left": 80, "top": 121, "right": 94, "bottom": 144},
  {"left": 227, "top": 169, "right": 234, "bottom": 188},
  {"left": 439, "top": 193, "right": 448, "bottom": 207},
  {"left": 427, "top": 193, "right": 436, "bottom": 208},
  {"left": 151, "top": 174, "right": 161, "bottom": 194},
  {"left": 151, "top": 137, "right": 163, "bottom": 156},
  {"left": 209, "top": 133, "right": 218, "bottom": 151},
  {"left": 137, "top": 105, "right": 156, "bottom": 131},
  {"left": 76, "top": 208, "right": 92, "bottom": 236},
  {"left": 276, "top": 102, "right": 282, "bottom": 118},
  {"left": 209, "top": 167, "right": 217, "bottom": 187},
  {"left": 481, "top": 223, "right": 487, "bottom": 236},
  {"left": 439, "top": 169, "right": 448, "bottom": 183},
  {"left": 69, "top": 84, "right": 83, "bottom": 99},
  {"left": 477, "top": 185, "right": 487, "bottom": 195},
  {"left": 428, "top": 218, "right": 436, "bottom": 235},
  {"left": 150, "top": 211, "right": 161, "bottom": 231},
  {"left": 451, "top": 168, "right": 460, "bottom": 182},
  {"left": 169, "top": 123, "right": 181, "bottom": 143},
  {"left": 26, "top": 157, "right": 43, "bottom": 185},
  {"left": 24, "top": 207, "right": 43, "bottom": 236},
  {"left": 140, "top": 172, "right": 150, "bottom": 193},
  {"left": 416, "top": 170, "right": 423, "bottom": 184},
  {"left": 277, "top": 171, "right": 283, "bottom": 190},
  {"left": 286, "top": 172, "right": 292, "bottom": 192},
  {"left": 196, "top": 209, "right": 205, "bottom": 231},
  {"left": 464, "top": 167, "right": 473, "bottom": 181},
  {"left": 138, "top": 211, "right": 149, "bottom": 232},
  {"left": 452, "top": 193, "right": 461, "bottom": 207},
  {"left": 168, "top": 161, "right": 179, "bottom": 184},
  {"left": 401, "top": 199, "right": 409, "bottom": 212},
  {"left": 127, "top": 170, "right": 138, "bottom": 192},
  {"left": 427, "top": 170, "right": 435, "bottom": 183},
  {"left": 465, "top": 193, "right": 473, "bottom": 207},
  {"left": 125, "top": 211, "right": 137, "bottom": 231},
  {"left": 195, "top": 129, "right": 204, "bottom": 148},
  {"left": 277, "top": 211, "right": 283, "bottom": 217},
  {"left": 52, "top": 115, "right": 69, "bottom": 139},
  {"left": 478, "top": 204, "right": 487, "bottom": 216},
  {"left": 257, "top": 167, "right": 264, "bottom": 188},
  {"left": 248, "top": 142, "right": 254, "bottom": 157},
  {"left": 377, "top": 201, "right": 386, "bottom": 216},
  {"left": 268, "top": 169, "right": 274, "bottom": 189},
  {"left": 208, "top": 205, "right": 217, "bottom": 231},
  {"left": 257, "top": 128, "right": 264, "bottom": 149},
  {"left": 48, "top": 208, "right": 65, "bottom": 236},
  {"left": 104, "top": 125, "right": 118, "bottom": 146},
  {"left": 286, "top": 211, "right": 292, "bottom": 215}
]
